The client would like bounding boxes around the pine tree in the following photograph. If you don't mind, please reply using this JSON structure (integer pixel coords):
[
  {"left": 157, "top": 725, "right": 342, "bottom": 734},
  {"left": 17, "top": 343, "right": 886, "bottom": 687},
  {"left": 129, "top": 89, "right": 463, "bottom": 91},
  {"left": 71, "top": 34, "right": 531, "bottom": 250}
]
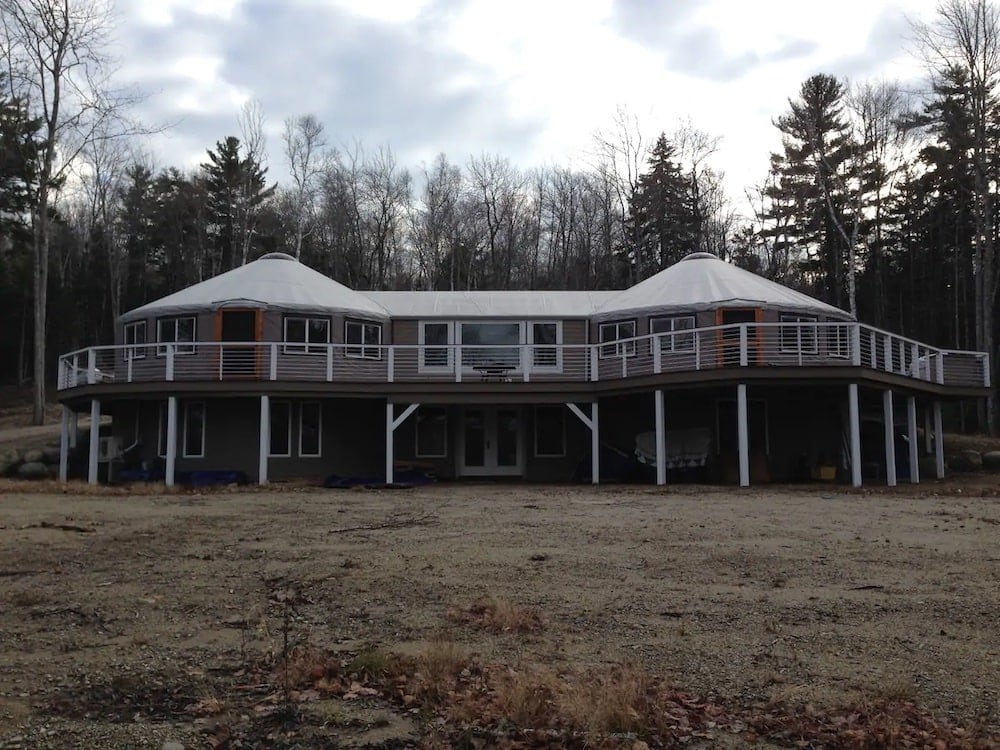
[{"left": 626, "top": 133, "right": 698, "bottom": 277}]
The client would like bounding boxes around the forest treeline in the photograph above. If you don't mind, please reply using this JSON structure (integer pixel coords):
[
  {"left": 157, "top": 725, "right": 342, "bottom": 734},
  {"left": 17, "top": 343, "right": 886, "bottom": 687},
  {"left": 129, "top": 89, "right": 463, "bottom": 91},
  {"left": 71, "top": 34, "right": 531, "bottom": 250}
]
[{"left": 1, "top": 0, "right": 998, "bottom": 430}]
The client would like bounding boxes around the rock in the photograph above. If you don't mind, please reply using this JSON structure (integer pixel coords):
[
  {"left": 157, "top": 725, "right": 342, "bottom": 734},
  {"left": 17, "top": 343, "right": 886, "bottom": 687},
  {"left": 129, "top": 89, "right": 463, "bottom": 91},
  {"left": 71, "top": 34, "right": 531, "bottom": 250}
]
[
  {"left": 0, "top": 448, "right": 20, "bottom": 476},
  {"left": 22, "top": 449, "right": 44, "bottom": 464},
  {"left": 982, "top": 450, "right": 1000, "bottom": 470},
  {"left": 40, "top": 445, "right": 61, "bottom": 464},
  {"left": 948, "top": 450, "right": 982, "bottom": 472},
  {"left": 17, "top": 461, "right": 50, "bottom": 479}
]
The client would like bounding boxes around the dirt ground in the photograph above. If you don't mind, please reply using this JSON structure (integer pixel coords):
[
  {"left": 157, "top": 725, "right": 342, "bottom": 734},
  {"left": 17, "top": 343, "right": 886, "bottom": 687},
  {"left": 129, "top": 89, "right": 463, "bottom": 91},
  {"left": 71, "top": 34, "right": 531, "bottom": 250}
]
[{"left": 0, "top": 479, "right": 998, "bottom": 748}]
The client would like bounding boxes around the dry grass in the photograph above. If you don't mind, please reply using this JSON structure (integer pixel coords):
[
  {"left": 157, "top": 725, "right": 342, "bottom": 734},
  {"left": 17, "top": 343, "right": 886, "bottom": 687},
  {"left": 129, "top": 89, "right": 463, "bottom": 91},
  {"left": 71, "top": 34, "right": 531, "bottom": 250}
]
[{"left": 447, "top": 594, "right": 544, "bottom": 634}]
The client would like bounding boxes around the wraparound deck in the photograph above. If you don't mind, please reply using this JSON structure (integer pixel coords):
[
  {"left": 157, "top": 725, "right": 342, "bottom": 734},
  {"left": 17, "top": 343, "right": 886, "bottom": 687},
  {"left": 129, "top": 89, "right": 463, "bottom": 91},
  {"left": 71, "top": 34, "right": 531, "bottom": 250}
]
[{"left": 58, "top": 321, "right": 991, "bottom": 394}]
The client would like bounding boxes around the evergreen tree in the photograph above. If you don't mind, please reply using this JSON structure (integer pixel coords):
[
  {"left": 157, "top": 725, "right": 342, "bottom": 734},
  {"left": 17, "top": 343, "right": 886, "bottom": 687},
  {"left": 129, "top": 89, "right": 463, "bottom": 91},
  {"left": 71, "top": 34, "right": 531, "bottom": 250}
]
[{"left": 626, "top": 133, "right": 698, "bottom": 277}]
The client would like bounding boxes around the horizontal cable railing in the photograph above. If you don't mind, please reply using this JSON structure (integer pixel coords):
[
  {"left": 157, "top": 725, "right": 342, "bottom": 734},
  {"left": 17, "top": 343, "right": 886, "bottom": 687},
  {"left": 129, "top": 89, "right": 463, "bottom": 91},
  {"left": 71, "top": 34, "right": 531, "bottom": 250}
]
[{"left": 57, "top": 322, "right": 991, "bottom": 391}]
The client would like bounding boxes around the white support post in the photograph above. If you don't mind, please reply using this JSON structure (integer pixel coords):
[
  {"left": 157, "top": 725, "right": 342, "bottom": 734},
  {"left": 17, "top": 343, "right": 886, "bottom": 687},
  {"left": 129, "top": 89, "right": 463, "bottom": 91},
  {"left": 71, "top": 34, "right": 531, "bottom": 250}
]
[
  {"left": 455, "top": 346, "right": 462, "bottom": 382},
  {"left": 739, "top": 326, "right": 748, "bottom": 367},
  {"left": 870, "top": 330, "right": 877, "bottom": 369},
  {"left": 166, "top": 345, "right": 175, "bottom": 381},
  {"left": 936, "top": 353, "right": 945, "bottom": 384},
  {"left": 694, "top": 332, "right": 701, "bottom": 370},
  {"left": 883, "top": 337, "right": 893, "bottom": 373},
  {"left": 387, "top": 347, "right": 394, "bottom": 383},
  {"left": 621, "top": 351, "right": 627, "bottom": 379},
  {"left": 848, "top": 383, "right": 862, "bottom": 488},
  {"left": 851, "top": 325, "right": 862, "bottom": 367},
  {"left": 385, "top": 401, "right": 394, "bottom": 484},
  {"left": 590, "top": 345, "right": 599, "bottom": 381},
  {"left": 737, "top": 384, "right": 749, "bottom": 487},
  {"left": 87, "top": 349, "right": 97, "bottom": 385},
  {"left": 127, "top": 356, "right": 134, "bottom": 383},
  {"left": 59, "top": 406, "right": 70, "bottom": 482},
  {"left": 521, "top": 344, "right": 530, "bottom": 382},
  {"left": 983, "top": 353, "right": 991, "bottom": 388},
  {"left": 591, "top": 401, "right": 599, "bottom": 485},
  {"left": 653, "top": 337, "right": 662, "bottom": 374},
  {"left": 327, "top": 345, "right": 334, "bottom": 382},
  {"left": 910, "top": 343, "right": 919, "bottom": 378},
  {"left": 88, "top": 399, "right": 100, "bottom": 485},
  {"left": 269, "top": 343, "right": 278, "bottom": 380},
  {"left": 258, "top": 395, "right": 270, "bottom": 485},
  {"left": 654, "top": 389, "right": 666, "bottom": 485},
  {"left": 907, "top": 396, "right": 919, "bottom": 484},
  {"left": 883, "top": 389, "right": 896, "bottom": 487},
  {"left": 933, "top": 401, "right": 945, "bottom": 479},
  {"left": 165, "top": 396, "right": 178, "bottom": 487}
]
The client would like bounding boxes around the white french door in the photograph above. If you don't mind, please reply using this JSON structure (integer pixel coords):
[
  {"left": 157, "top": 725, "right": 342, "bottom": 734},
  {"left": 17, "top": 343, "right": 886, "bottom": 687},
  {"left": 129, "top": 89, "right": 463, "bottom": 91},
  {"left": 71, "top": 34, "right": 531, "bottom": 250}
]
[{"left": 460, "top": 407, "right": 522, "bottom": 476}]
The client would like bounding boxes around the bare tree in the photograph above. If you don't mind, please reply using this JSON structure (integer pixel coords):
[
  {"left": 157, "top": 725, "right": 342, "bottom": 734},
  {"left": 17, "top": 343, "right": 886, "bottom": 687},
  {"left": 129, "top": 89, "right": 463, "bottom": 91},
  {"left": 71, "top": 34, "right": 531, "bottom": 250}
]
[
  {"left": 914, "top": 0, "right": 1000, "bottom": 432},
  {"left": 0, "top": 0, "right": 139, "bottom": 424},
  {"left": 282, "top": 113, "right": 328, "bottom": 259},
  {"left": 236, "top": 98, "right": 270, "bottom": 266}
]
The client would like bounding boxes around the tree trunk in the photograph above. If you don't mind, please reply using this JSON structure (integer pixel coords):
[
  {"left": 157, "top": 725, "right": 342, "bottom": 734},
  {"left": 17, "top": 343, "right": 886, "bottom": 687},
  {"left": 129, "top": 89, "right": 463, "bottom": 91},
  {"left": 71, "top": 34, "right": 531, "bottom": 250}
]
[{"left": 32, "top": 202, "right": 48, "bottom": 425}]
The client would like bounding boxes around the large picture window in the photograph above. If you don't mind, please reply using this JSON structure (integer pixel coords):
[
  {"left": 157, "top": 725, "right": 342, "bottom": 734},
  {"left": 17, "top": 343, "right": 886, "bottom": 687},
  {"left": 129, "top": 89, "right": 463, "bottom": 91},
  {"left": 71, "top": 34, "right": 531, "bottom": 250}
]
[
  {"left": 299, "top": 402, "right": 322, "bottom": 457},
  {"left": 124, "top": 321, "right": 147, "bottom": 360},
  {"left": 599, "top": 320, "right": 636, "bottom": 358},
  {"left": 269, "top": 401, "right": 292, "bottom": 457},
  {"left": 534, "top": 406, "right": 565, "bottom": 457},
  {"left": 780, "top": 314, "right": 818, "bottom": 354},
  {"left": 420, "top": 322, "right": 453, "bottom": 369},
  {"left": 157, "top": 316, "right": 196, "bottom": 355},
  {"left": 284, "top": 317, "right": 330, "bottom": 354},
  {"left": 416, "top": 406, "right": 448, "bottom": 458},
  {"left": 530, "top": 321, "right": 561, "bottom": 369},
  {"left": 345, "top": 319, "right": 382, "bottom": 360},
  {"left": 650, "top": 316, "right": 695, "bottom": 353},
  {"left": 460, "top": 322, "right": 520, "bottom": 368}
]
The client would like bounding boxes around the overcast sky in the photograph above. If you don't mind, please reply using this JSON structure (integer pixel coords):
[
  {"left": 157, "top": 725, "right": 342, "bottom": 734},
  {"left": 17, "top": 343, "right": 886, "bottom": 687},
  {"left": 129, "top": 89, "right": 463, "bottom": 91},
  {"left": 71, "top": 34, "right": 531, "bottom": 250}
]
[{"left": 115, "top": 0, "right": 943, "bottom": 203}]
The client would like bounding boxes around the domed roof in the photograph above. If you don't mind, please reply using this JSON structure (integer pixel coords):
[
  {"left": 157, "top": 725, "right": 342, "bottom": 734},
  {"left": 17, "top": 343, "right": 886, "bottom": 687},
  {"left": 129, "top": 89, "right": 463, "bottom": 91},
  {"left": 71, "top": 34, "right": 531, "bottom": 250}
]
[
  {"left": 120, "top": 254, "right": 389, "bottom": 322},
  {"left": 596, "top": 253, "right": 853, "bottom": 320}
]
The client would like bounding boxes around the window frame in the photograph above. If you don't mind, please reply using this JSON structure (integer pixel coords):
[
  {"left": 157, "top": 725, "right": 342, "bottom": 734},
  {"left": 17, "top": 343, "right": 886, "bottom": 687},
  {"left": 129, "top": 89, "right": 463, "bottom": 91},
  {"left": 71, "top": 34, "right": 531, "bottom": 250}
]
[
  {"left": 299, "top": 402, "right": 322, "bottom": 457},
  {"left": 649, "top": 315, "right": 696, "bottom": 354},
  {"left": 780, "top": 314, "right": 819, "bottom": 355},
  {"left": 534, "top": 405, "right": 566, "bottom": 458},
  {"left": 156, "top": 316, "right": 196, "bottom": 356},
  {"left": 182, "top": 401, "right": 206, "bottom": 458},
  {"left": 268, "top": 400, "right": 292, "bottom": 457},
  {"left": 826, "top": 323, "right": 850, "bottom": 359},
  {"left": 419, "top": 321, "right": 454, "bottom": 371},
  {"left": 124, "top": 320, "right": 147, "bottom": 360},
  {"left": 344, "top": 318, "right": 383, "bottom": 360},
  {"left": 415, "top": 406, "right": 448, "bottom": 458},
  {"left": 283, "top": 316, "right": 331, "bottom": 355},
  {"left": 529, "top": 321, "right": 562, "bottom": 371},
  {"left": 598, "top": 319, "right": 637, "bottom": 359}
]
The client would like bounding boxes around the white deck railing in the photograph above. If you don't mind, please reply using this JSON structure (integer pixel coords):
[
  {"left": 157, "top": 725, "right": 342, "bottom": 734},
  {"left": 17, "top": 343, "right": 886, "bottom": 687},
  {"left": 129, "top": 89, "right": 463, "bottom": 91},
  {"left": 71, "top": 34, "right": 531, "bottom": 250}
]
[{"left": 56, "top": 322, "right": 991, "bottom": 392}]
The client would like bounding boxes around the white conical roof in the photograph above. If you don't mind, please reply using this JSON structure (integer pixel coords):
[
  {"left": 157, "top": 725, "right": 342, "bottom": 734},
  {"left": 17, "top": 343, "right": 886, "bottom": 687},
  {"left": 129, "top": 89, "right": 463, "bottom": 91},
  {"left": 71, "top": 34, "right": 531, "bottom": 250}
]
[
  {"left": 596, "top": 253, "right": 853, "bottom": 320},
  {"left": 120, "top": 253, "right": 389, "bottom": 322}
]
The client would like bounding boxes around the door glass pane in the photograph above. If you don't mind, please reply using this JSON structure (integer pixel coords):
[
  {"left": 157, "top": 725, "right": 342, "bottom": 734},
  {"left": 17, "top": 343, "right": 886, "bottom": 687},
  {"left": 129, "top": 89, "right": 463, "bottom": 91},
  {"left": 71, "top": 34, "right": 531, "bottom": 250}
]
[
  {"left": 464, "top": 410, "right": 485, "bottom": 467},
  {"left": 461, "top": 323, "right": 520, "bottom": 368},
  {"left": 496, "top": 409, "right": 519, "bottom": 467}
]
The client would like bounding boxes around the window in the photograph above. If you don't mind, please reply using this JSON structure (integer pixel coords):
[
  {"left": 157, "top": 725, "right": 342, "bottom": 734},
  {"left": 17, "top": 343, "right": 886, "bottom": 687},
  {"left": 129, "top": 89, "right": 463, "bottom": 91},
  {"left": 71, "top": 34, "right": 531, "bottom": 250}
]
[
  {"left": 534, "top": 406, "right": 565, "bottom": 457},
  {"left": 158, "top": 402, "right": 168, "bottom": 458},
  {"left": 183, "top": 401, "right": 205, "bottom": 458},
  {"left": 420, "top": 322, "right": 453, "bottom": 369},
  {"left": 599, "top": 320, "right": 636, "bottom": 358},
  {"left": 299, "top": 402, "right": 322, "bottom": 457},
  {"left": 780, "top": 314, "right": 818, "bottom": 354},
  {"left": 157, "top": 316, "right": 196, "bottom": 355},
  {"left": 124, "top": 321, "right": 146, "bottom": 360},
  {"left": 416, "top": 407, "right": 448, "bottom": 458},
  {"left": 460, "top": 322, "right": 521, "bottom": 368},
  {"left": 284, "top": 316, "right": 330, "bottom": 354},
  {"left": 269, "top": 401, "right": 291, "bottom": 457},
  {"left": 158, "top": 401, "right": 205, "bottom": 458},
  {"left": 650, "top": 316, "right": 695, "bottom": 353},
  {"left": 530, "top": 322, "right": 561, "bottom": 369},
  {"left": 827, "top": 324, "right": 850, "bottom": 359},
  {"left": 345, "top": 319, "right": 382, "bottom": 360}
]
